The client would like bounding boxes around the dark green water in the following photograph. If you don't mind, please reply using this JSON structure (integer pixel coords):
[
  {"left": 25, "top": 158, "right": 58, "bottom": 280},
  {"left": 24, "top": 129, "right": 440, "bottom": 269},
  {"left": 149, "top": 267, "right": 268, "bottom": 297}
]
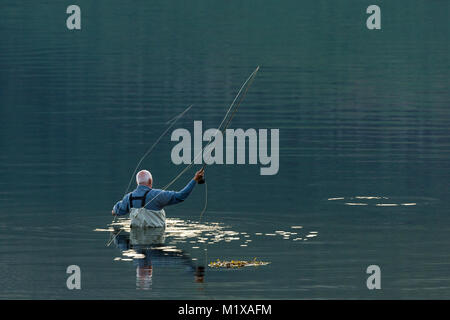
[{"left": 0, "top": 1, "right": 449, "bottom": 299}]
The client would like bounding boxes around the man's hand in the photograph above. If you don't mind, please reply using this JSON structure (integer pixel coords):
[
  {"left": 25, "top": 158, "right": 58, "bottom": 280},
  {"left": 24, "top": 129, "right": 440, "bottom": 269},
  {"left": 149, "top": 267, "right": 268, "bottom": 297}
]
[
  {"left": 112, "top": 209, "right": 116, "bottom": 216},
  {"left": 193, "top": 168, "right": 205, "bottom": 183}
]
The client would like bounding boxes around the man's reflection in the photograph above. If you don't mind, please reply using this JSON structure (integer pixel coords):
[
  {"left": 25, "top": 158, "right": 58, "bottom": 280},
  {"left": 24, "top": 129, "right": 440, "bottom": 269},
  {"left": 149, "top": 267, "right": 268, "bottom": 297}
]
[{"left": 112, "top": 227, "right": 205, "bottom": 290}]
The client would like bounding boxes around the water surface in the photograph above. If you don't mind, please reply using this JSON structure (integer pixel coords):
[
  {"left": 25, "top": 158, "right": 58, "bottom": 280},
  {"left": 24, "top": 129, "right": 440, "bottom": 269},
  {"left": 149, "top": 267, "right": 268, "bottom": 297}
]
[{"left": 0, "top": 1, "right": 449, "bottom": 299}]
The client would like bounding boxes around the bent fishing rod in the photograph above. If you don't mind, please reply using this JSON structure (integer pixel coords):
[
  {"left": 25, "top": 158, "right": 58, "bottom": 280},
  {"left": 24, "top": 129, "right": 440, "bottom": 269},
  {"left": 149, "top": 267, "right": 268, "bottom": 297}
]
[
  {"left": 197, "top": 66, "right": 260, "bottom": 185},
  {"left": 144, "top": 66, "right": 260, "bottom": 223}
]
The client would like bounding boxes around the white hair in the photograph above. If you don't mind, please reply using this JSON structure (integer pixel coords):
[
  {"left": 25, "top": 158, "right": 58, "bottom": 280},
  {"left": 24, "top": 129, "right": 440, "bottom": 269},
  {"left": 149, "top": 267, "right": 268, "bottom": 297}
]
[{"left": 136, "top": 170, "right": 153, "bottom": 185}]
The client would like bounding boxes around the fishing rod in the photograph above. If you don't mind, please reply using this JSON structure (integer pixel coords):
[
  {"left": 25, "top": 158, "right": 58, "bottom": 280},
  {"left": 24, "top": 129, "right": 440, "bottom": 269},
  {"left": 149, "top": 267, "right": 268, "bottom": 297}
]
[
  {"left": 197, "top": 66, "right": 260, "bottom": 184},
  {"left": 142, "top": 66, "right": 261, "bottom": 219}
]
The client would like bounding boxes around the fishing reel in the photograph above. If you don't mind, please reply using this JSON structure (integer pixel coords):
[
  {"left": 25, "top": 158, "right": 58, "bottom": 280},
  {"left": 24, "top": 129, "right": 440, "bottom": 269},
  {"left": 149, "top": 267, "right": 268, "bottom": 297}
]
[{"left": 197, "top": 166, "right": 206, "bottom": 184}]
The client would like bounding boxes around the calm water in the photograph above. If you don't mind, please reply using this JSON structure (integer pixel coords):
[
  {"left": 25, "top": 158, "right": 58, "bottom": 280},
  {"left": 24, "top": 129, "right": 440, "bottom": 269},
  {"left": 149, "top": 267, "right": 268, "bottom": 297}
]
[{"left": 0, "top": 1, "right": 449, "bottom": 299}]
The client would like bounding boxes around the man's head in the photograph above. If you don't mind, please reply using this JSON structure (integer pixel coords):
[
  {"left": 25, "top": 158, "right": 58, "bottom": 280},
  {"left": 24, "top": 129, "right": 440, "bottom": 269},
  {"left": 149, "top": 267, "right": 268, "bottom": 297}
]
[{"left": 136, "top": 170, "right": 153, "bottom": 187}]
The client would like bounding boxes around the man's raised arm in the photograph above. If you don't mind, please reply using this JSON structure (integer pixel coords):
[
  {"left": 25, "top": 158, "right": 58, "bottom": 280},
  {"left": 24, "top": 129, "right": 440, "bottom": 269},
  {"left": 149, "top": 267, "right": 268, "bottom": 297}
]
[{"left": 157, "top": 168, "right": 204, "bottom": 207}]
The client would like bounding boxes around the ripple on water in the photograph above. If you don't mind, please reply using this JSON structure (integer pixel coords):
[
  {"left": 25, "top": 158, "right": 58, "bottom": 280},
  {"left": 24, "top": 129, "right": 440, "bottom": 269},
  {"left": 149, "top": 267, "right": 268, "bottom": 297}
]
[
  {"left": 327, "top": 196, "right": 437, "bottom": 207},
  {"left": 94, "top": 218, "right": 320, "bottom": 264}
]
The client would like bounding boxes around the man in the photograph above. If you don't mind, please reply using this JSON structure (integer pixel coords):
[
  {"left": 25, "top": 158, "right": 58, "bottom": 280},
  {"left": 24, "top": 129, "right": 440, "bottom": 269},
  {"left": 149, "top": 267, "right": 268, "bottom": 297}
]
[{"left": 112, "top": 168, "right": 204, "bottom": 228}]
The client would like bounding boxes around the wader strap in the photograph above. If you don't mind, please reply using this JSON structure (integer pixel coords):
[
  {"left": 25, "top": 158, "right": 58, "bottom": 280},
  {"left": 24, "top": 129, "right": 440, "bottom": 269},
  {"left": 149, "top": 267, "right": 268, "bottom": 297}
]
[{"left": 129, "top": 190, "right": 151, "bottom": 208}]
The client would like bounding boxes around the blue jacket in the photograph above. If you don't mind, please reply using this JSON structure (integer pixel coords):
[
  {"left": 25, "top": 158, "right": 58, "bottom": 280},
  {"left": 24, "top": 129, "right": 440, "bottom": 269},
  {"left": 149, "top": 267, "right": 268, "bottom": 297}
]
[{"left": 113, "top": 180, "right": 196, "bottom": 215}]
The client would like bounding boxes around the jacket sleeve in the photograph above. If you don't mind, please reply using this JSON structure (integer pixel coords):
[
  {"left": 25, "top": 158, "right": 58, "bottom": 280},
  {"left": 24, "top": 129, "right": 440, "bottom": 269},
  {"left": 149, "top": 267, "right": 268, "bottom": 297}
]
[
  {"left": 113, "top": 193, "right": 131, "bottom": 215},
  {"left": 155, "top": 180, "right": 196, "bottom": 208}
]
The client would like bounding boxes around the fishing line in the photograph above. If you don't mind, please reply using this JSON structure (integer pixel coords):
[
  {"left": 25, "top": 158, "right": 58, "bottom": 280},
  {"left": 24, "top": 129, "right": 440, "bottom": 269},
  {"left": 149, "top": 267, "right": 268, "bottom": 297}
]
[
  {"left": 198, "top": 181, "right": 208, "bottom": 222},
  {"left": 106, "top": 229, "right": 122, "bottom": 247},
  {"left": 109, "top": 105, "right": 194, "bottom": 239},
  {"left": 123, "top": 104, "right": 193, "bottom": 195}
]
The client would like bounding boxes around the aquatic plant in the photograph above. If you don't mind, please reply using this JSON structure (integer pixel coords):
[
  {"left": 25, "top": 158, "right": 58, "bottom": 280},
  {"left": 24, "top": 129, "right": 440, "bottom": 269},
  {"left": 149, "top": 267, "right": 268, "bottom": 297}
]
[{"left": 208, "top": 258, "right": 270, "bottom": 269}]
